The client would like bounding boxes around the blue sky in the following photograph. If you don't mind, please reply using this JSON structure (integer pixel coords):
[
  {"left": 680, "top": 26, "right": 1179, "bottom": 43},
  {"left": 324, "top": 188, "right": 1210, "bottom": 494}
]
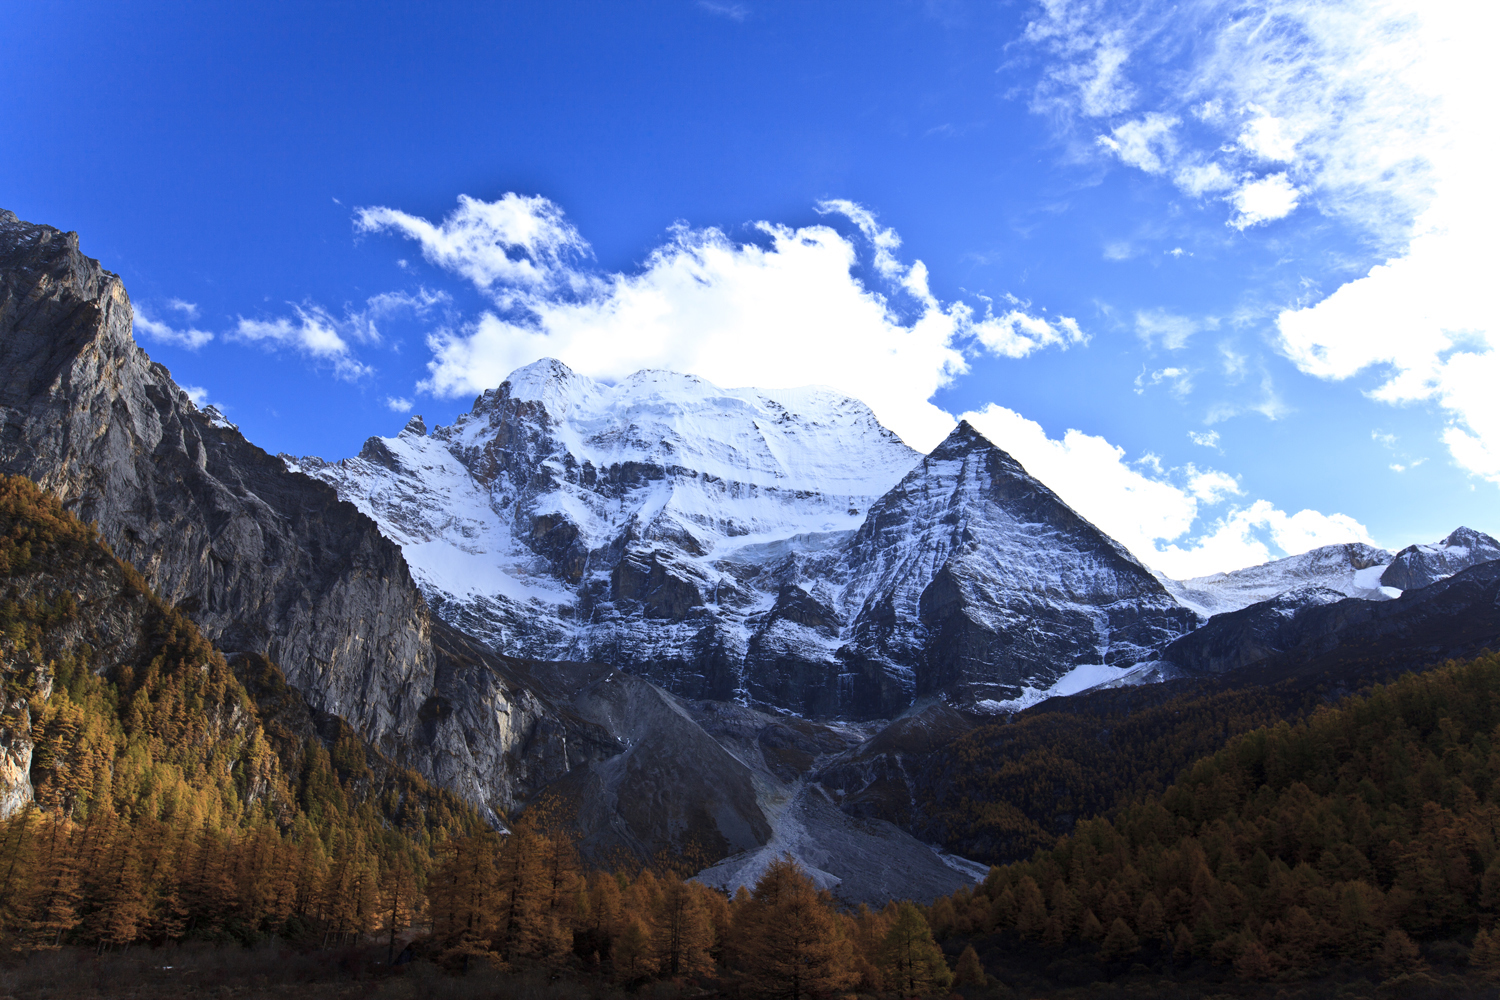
[{"left": 3, "top": 0, "right": 1494, "bottom": 577}]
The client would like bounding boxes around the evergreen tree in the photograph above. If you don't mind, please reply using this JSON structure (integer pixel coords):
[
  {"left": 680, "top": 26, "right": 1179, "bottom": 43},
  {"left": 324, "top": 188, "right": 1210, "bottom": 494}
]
[
  {"left": 951, "top": 943, "right": 986, "bottom": 988},
  {"left": 738, "top": 855, "right": 857, "bottom": 1000},
  {"left": 882, "top": 901, "right": 952, "bottom": 999}
]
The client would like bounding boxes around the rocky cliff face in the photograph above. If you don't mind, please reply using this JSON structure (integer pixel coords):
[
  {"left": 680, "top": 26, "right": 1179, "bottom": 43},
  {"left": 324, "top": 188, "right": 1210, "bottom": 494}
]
[
  {"left": 304, "top": 370, "right": 1197, "bottom": 719},
  {"left": 0, "top": 209, "right": 608, "bottom": 820}
]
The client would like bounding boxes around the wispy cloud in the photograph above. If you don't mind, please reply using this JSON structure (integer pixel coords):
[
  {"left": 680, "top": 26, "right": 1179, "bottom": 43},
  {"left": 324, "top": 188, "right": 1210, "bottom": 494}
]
[
  {"left": 1134, "top": 365, "right": 1193, "bottom": 398},
  {"left": 1187, "top": 429, "right": 1221, "bottom": 450},
  {"left": 228, "top": 289, "right": 445, "bottom": 382},
  {"left": 1135, "top": 309, "right": 1205, "bottom": 350},
  {"left": 134, "top": 304, "right": 214, "bottom": 350},
  {"left": 698, "top": 0, "right": 748, "bottom": 20}
]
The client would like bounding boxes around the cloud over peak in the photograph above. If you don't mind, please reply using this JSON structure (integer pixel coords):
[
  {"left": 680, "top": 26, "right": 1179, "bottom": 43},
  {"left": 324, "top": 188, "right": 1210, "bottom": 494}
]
[{"left": 358, "top": 194, "right": 1086, "bottom": 451}]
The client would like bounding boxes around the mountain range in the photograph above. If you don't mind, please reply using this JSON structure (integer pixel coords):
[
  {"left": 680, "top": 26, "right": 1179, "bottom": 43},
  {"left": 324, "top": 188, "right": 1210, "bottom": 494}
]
[{"left": 3, "top": 207, "right": 1499, "bottom": 904}]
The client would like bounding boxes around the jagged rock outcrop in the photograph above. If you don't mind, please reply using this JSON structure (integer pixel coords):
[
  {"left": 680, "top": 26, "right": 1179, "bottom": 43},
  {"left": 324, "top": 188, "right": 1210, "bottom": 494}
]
[
  {"left": 1381, "top": 526, "right": 1500, "bottom": 591},
  {"left": 0, "top": 209, "right": 608, "bottom": 819}
]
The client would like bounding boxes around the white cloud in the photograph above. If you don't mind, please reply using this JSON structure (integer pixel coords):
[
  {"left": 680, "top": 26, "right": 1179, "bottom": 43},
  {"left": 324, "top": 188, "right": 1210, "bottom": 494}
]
[
  {"left": 1023, "top": 0, "right": 1445, "bottom": 240},
  {"left": 1187, "top": 429, "right": 1221, "bottom": 449},
  {"left": 1097, "top": 113, "right": 1179, "bottom": 173},
  {"left": 385, "top": 396, "right": 414, "bottom": 412},
  {"left": 361, "top": 195, "right": 1084, "bottom": 451},
  {"left": 134, "top": 305, "right": 214, "bottom": 350},
  {"left": 166, "top": 298, "right": 200, "bottom": 319},
  {"left": 1278, "top": 180, "right": 1499, "bottom": 482},
  {"left": 1238, "top": 108, "right": 1299, "bottom": 162},
  {"left": 356, "top": 193, "right": 594, "bottom": 307},
  {"left": 1134, "top": 366, "right": 1193, "bottom": 398},
  {"left": 1173, "top": 161, "right": 1236, "bottom": 197},
  {"left": 1228, "top": 172, "right": 1301, "bottom": 229},
  {"left": 698, "top": 0, "right": 748, "bottom": 20},
  {"left": 1026, "top": 1, "right": 1500, "bottom": 475},
  {"left": 960, "top": 403, "right": 1371, "bottom": 577},
  {"left": 1134, "top": 309, "right": 1200, "bottom": 350},
  {"left": 1185, "top": 465, "right": 1241, "bottom": 502},
  {"left": 227, "top": 290, "right": 444, "bottom": 382},
  {"left": 232, "top": 309, "right": 373, "bottom": 380}
]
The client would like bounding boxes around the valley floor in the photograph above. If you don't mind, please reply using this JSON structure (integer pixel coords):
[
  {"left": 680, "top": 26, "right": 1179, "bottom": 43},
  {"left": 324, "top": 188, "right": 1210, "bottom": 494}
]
[{"left": 2, "top": 941, "right": 1498, "bottom": 1000}]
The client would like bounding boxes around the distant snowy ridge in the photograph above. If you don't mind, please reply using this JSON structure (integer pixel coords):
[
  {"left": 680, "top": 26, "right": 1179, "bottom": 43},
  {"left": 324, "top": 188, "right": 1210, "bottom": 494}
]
[{"left": 1159, "top": 542, "right": 1397, "bottom": 619}]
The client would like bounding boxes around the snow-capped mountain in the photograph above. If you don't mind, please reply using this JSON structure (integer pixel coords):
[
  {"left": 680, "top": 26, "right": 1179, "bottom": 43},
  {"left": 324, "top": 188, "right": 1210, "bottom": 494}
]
[
  {"left": 1381, "top": 527, "right": 1500, "bottom": 591},
  {"left": 299, "top": 360, "right": 1195, "bottom": 718},
  {"left": 1161, "top": 542, "right": 1397, "bottom": 618},
  {"left": 1160, "top": 527, "right": 1500, "bottom": 621}
]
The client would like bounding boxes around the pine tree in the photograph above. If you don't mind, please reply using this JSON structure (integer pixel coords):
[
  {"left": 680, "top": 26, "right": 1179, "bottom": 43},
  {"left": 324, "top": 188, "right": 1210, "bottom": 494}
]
[
  {"left": 738, "top": 856, "right": 857, "bottom": 1000},
  {"left": 1472, "top": 928, "right": 1500, "bottom": 978},
  {"left": 1234, "top": 938, "right": 1275, "bottom": 980},
  {"left": 1378, "top": 928, "right": 1424, "bottom": 978},
  {"left": 881, "top": 901, "right": 952, "bottom": 999},
  {"left": 652, "top": 879, "right": 714, "bottom": 977},
  {"left": 1098, "top": 917, "right": 1139, "bottom": 962},
  {"left": 952, "top": 943, "right": 986, "bottom": 988},
  {"left": 613, "top": 915, "right": 652, "bottom": 983}
]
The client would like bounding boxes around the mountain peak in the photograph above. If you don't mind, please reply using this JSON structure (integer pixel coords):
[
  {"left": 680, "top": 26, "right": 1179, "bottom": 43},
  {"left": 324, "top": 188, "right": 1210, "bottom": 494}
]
[{"left": 1382, "top": 526, "right": 1500, "bottom": 591}]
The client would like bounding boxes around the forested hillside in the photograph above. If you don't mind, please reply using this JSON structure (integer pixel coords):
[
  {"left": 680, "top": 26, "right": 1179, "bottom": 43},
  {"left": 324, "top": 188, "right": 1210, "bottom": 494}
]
[
  {"left": 925, "top": 651, "right": 1500, "bottom": 996},
  {"left": 0, "top": 474, "right": 483, "bottom": 950}
]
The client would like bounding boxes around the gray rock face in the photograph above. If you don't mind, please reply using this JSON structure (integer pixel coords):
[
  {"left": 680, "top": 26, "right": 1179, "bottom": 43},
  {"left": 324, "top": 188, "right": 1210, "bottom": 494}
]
[
  {"left": 1381, "top": 526, "right": 1500, "bottom": 591},
  {"left": 0, "top": 209, "right": 607, "bottom": 820}
]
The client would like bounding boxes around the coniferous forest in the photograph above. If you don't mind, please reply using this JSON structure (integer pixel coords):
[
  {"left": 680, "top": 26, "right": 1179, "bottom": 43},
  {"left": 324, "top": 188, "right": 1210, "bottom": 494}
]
[{"left": 5, "top": 472, "right": 1500, "bottom": 999}]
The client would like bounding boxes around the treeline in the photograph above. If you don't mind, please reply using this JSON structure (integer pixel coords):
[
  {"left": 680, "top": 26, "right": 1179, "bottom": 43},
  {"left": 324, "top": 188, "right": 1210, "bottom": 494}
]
[
  {"left": 926, "top": 650, "right": 1500, "bottom": 982},
  {"left": 918, "top": 676, "right": 1327, "bottom": 864},
  {"left": 0, "top": 474, "right": 483, "bottom": 952}
]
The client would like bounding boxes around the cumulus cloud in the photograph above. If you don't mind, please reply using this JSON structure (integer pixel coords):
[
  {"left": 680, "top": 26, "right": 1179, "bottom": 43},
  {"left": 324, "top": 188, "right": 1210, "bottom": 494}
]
[
  {"left": 134, "top": 305, "right": 214, "bottom": 350},
  {"left": 360, "top": 195, "right": 1084, "bottom": 451},
  {"left": 1229, "top": 172, "right": 1301, "bottom": 229},
  {"left": 385, "top": 396, "right": 414, "bottom": 412},
  {"left": 1187, "top": 429, "right": 1221, "bottom": 449},
  {"left": 356, "top": 194, "right": 594, "bottom": 308},
  {"left": 1097, "top": 113, "right": 1179, "bottom": 173},
  {"left": 959, "top": 403, "right": 1372, "bottom": 577}
]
